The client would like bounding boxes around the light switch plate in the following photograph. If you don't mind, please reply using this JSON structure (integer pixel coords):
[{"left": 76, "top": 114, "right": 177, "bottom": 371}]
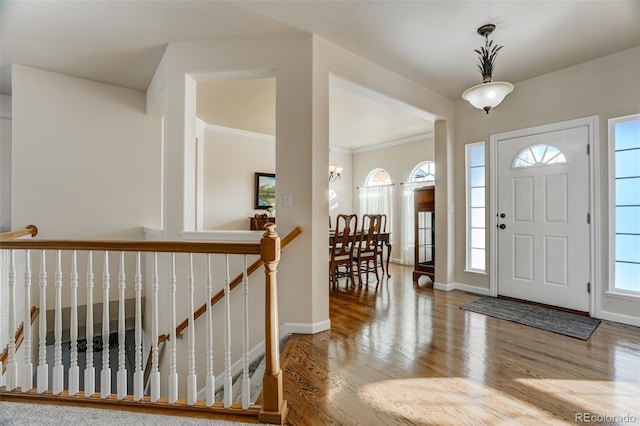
[{"left": 283, "top": 194, "right": 292, "bottom": 207}]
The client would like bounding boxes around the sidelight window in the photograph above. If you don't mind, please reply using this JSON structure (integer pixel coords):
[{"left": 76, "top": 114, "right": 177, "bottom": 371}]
[
  {"left": 466, "top": 142, "right": 486, "bottom": 273},
  {"left": 609, "top": 114, "right": 640, "bottom": 296}
]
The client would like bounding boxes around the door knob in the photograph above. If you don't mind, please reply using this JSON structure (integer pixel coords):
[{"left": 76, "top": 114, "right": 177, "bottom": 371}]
[{"left": 499, "top": 224, "right": 506, "bottom": 229}]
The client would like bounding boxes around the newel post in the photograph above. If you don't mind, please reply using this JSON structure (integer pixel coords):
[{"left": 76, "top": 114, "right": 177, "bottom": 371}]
[{"left": 259, "top": 224, "right": 288, "bottom": 424}]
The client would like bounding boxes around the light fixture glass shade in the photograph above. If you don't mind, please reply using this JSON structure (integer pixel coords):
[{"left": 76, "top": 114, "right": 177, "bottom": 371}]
[
  {"left": 329, "top": 164, "right": 343, "bottom": 182},
  {"left": 462, "top": 81, "right": 514, "bottom": 113}
]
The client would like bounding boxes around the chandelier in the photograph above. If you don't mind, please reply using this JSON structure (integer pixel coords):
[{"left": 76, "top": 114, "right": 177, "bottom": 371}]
[{"left": 462, "top": 24, "right": 514, "bottom": 114}]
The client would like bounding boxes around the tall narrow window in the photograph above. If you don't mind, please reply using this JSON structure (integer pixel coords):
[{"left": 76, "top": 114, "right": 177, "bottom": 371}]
[
  {"left": 609, "top": 114, "right": 640, "bottom": 296},
  {"left": 466, "top": 142, "right": 486, "bottom": 273},
  {"left": 359, "top": 168, "right": 393, "bottom": 241}
]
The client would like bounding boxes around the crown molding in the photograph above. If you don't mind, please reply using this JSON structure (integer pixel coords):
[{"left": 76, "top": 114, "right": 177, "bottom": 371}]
[{"left": 329, "top": 146, "right": 351, "bottom": 154}]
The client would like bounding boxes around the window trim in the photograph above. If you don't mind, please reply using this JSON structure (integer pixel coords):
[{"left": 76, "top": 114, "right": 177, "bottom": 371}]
[
  {"left": 608, "top": 113, "right": 640, "bottom": 299},
  {"left": 365, "top": 168, "right": 393, "bottom": 187},
  {"left": 409, "top": 161, "right": 435, "bottom": 183},
  {"left": 465, "top": 142, "right": 486, "bottom": 274}
]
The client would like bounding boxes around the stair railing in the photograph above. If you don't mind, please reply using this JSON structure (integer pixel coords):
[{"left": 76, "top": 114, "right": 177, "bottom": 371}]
[
  {"left": 0, "top": 224, "right": 288, "bottom": 425},
  {"left": 144, "top": 226, "right": 303, "bottom": 404},
  {"left": 0, "top": 225, "right": 39, "bottom": 380}
]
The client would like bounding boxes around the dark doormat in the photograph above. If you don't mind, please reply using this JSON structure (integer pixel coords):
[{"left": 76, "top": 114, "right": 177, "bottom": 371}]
[{"left": 460, "top": 296, "right": 601, "bottom": 340}]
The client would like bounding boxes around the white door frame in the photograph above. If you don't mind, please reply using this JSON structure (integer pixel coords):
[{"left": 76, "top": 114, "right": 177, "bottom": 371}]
[{"left": 489, "top": 116, "right": 600, "bottom": 316}]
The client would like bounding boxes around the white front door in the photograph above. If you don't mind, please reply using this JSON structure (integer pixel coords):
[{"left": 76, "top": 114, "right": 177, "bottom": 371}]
[{"left": 497, "top": 126, "right": 590, "bottom": 311}]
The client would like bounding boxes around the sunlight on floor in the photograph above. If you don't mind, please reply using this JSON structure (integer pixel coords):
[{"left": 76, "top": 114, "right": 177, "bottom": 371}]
[
  {"left": 358, "top": 377, "right": 583, "bottom": 425},
  {"left": 513, "top": 378, "right": 640, "bottom": 419}
]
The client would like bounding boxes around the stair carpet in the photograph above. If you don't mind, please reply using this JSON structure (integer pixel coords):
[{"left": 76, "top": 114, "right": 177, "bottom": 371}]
[{"left": 214, "top": 333, "right": 291, "bottom": 404}]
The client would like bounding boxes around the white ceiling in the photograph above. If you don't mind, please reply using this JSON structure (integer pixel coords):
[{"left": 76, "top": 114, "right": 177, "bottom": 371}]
[
  {"left": 196, "top": 77, "right": 434, "bottom": 150},
  {"left": 2, "top": 1, "right": 638, "bottom": 148}
]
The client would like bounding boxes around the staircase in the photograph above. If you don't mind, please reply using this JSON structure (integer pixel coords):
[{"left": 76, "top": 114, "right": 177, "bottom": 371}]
[{"left": 0, "top": 224, "right": 298, "bottom": 424}]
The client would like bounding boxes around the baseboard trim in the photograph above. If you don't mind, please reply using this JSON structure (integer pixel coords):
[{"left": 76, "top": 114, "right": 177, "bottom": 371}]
[
  {"left": 433, "top": 281, "right": 456, "bottom": 291},
  {"left": 597, "top": 309, "right": 640, "bottom": 327},
  {"left": 281, "top": 320, "right": 331, "bottom": 335},
  {"left": 434, "top": 282, "right": 491, "bottom": 295}
]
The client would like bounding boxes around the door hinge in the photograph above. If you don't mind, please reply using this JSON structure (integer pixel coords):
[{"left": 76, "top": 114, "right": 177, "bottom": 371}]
[
  {"left": 587, "top": 282, "right": 591, "bottom": 293},
  {"left": 587, "top": 213, "right": 591, "bottom": 224},
  {"left": 587, "top": 144, "right": 590, "bottom": 155}
]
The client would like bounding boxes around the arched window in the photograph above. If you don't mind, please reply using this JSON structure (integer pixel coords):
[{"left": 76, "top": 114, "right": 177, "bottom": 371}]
[
  {"left": 513, "top": 144, "right": 567, "bottom": 169},
  {"left": 410, "top": 161, "right": 435, "bottom": 182},
  {"left": 359, "top": 168, "right": 393, "bottom": 242},
  {"left": 365, "top": 168, "right": 393, "bottom": 186}
]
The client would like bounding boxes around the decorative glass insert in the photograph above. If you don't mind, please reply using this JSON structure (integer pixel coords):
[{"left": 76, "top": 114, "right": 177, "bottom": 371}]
[
  {"left": 366, "top": 168, "right": 393, "bottom": 186},
  {"left": 513, "top": 144, "right": 567, "bottom": 168},
  {"left": 411, "top": 161, "right": 435, "bottom": 182}
]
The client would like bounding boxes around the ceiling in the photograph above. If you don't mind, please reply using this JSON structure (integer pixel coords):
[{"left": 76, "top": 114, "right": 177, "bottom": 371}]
[
  {"left": 196, "top": 76, "right": 434, "bottom": 150},
  {"left": 2, "top": 1, "right": 638, "bottom": 147}
]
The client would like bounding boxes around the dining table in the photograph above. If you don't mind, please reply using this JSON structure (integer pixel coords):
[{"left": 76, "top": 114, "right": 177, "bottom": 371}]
[{"left": 329, "top": 231, "right": 392, "bottom": 278}]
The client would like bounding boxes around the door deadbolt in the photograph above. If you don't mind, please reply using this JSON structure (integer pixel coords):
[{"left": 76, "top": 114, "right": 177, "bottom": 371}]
[{"left": 500, "top": 213, "right": 506, "bottom": 218}]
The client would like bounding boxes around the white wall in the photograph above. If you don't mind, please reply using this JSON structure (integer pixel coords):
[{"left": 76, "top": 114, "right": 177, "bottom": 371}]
[
  {"left": 202, "top": 125, "right": 275, "bottom": 230},
  {"left": 11, "top": 65, "right": 163, "bottom": 308},
  {"left": 0, "top": 94, "right": 11, "bottom": 231},
  {"left": 454, "top": 46, "right": 640, "bottom": 324},
  {"left": 328, "top": 147, "right": 353, "bottom": 226},
  {"left": 12, "top": 65, "right": 162, "bottom": 239},
  {"left": 352, "top": 137, "right": 435, "bottom": 261}
]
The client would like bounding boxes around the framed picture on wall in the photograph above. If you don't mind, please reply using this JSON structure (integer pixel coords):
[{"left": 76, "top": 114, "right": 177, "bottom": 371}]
[{"left": 254, "top": 172, "right": 276, "bottom": 209}]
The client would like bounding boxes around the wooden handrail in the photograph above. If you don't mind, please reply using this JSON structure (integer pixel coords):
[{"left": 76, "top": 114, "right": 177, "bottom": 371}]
[
  {"left": 0, "top": 225, "right": 38, "bottom": 240},
  {"left": 143, "top": 226, "right": 303, "bottom": 387},
  {"left": 0, "top": 225, "right": 293, "bottom": 424},
  {"left": 0, "top": 239, "right": 260, "bottom": 255},
  {"left": 1, "top": 306, "right": 39, "bottom": 373}
]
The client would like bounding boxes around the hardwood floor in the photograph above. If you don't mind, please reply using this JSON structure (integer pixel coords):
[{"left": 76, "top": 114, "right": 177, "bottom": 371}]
[{"left": 280, "top": 264, "right": 640, "bottom": 425}]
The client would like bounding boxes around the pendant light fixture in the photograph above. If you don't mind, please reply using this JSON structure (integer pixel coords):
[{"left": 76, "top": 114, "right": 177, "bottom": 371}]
[{"left": 462, "top": 24, "right": 514, "bottom": 114}]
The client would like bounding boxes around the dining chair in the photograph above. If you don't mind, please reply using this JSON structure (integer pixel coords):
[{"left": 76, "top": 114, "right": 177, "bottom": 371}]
[
  {"left": 376, "top": 213, "right": 387, "bottom": 276},
  {"left": 329, "top": 213, "right": 358, "bottom": 288},
  {"left": 353, "top": 213, "right": 382, "bottom": 286}
]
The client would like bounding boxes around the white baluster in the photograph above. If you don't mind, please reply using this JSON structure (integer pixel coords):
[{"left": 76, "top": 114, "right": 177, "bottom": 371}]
[
  {"left": 150, "top": 252, "right": 160, "bottom": 402},
  {"left": 22, "top": 250, "right": 33, "bottom": 392},
  {"left": 205, "top": 254, "right": 215, "bottom": 407},
  {"left": 223, "top": 254, "right": 232, "bottom": 408},
  {"left": 85, "top": 251, "right": 95, "bottom": 397},
  {"left": 6, "top": 250, "right": 18, "bottom": 390},
  {"left": 187, "top": 253, "right": 197, "bottom": 405},
  {"left": 37, "top": 250, "right": 48, "bottom": 393},
  {"left": 117, "top": 252, "right": 127, "bottom": 400},
  {"left": 168, "top": 253, "right": 178, "bottom": 404},
  {"left": 52, "top": 250, "right": 64, "bottom": 394},
  {"left": 68, "top": 250, "right": 79, "bottom": 396},
  {"left": 133, "top": 252, "right": 143, "bottom": 401},
  {"left": 101, "top": 251, "right": 111, "bottom": 398},
  {"left": 242, "top": 255, "right": 250, "bottom": 409}
]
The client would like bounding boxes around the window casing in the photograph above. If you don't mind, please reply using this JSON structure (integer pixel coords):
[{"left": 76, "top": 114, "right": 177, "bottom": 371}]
[
  {"left": 466, "top": 142, "right": 486, "bottom": 273},
  {"left": 366, "top": 168, "right": 393, "bottom": 186},
  {"left": 609, "top": 114, "right": 640, "bottom": 297}
]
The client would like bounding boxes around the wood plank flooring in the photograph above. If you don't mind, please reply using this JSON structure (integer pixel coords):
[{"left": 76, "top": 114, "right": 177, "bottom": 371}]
[{"left": 280, "top": 264, "right": 640, "bottom": 425}]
